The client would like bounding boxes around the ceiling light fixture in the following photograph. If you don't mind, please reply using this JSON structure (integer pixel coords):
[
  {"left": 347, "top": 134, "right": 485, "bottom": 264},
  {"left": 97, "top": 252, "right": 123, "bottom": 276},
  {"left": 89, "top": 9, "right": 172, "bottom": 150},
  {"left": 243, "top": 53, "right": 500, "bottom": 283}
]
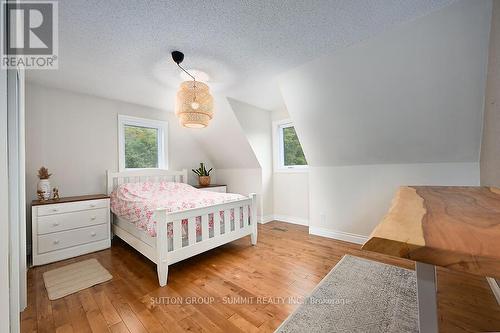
[{"left": 172, "top": 51, "right": 214, "bottom": 128}]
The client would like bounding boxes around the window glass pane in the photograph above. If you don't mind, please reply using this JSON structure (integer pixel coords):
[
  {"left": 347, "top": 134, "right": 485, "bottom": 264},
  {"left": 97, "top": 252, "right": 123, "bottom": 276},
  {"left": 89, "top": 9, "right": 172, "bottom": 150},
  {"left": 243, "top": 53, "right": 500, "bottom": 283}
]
[
  {"left": 124, "top": 125, "right": 159, "bottom": 168},
  {"left": 282, "top": 126, "right": 307, "bottom": 166}
]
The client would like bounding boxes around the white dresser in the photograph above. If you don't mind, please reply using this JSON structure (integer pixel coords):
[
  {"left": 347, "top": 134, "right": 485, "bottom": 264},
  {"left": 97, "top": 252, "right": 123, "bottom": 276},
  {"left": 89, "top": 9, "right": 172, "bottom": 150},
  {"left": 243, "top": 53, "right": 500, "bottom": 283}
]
[
  {"left": 193, "top": 184, "right": 227, "bottom": 193},
  {"left": 32, "top": 194, "right": 111, "bottom": 266}
]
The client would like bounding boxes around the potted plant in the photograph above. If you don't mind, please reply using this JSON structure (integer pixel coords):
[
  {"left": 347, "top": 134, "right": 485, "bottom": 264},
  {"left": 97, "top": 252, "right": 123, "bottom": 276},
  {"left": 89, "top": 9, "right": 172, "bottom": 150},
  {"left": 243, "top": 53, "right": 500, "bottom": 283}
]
[
  {"left": 192, "top": 163, "right": 213, "bottom": 187},
  {"left": 37, "top": 166, "right": 52, "bottom": 200}
]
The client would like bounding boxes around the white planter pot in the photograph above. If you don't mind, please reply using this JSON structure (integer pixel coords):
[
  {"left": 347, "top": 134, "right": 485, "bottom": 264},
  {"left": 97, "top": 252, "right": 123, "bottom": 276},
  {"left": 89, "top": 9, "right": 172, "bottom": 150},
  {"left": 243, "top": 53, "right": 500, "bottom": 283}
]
[{"left": 37, "top": 179, "right": 52, "bottom": 200}]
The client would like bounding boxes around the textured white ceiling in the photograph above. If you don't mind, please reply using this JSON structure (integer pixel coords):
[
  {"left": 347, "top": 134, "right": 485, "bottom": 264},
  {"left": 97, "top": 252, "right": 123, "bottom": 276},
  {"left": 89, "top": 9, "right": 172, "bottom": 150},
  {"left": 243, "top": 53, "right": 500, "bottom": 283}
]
[{"left": 27, "top": 0, "right": 456, "bottom": 111}]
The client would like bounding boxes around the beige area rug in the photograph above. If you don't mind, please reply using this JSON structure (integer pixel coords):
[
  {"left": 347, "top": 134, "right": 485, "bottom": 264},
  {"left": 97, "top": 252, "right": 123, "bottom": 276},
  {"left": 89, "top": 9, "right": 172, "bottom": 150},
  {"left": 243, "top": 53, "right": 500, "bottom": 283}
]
[{"left": 43, "top": 258, "right": 112, "bottom": 300}]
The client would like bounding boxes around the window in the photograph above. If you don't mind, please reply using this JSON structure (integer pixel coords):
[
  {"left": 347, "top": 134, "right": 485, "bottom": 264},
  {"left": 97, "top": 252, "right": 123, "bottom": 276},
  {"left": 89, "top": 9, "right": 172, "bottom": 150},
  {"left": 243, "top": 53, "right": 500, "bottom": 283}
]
[
  {"left": 273, "top": 119, "right": 308, "bottom": 172},
  {"left": 118, "top": 115, "right": 167, "bottom": 171}
]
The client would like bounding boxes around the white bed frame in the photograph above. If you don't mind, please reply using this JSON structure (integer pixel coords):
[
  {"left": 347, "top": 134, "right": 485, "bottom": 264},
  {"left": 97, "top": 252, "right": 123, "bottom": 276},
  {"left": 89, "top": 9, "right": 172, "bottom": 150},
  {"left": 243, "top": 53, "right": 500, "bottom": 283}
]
[{"left": 106, "top": 169, "right": 257, "bottom": 286}]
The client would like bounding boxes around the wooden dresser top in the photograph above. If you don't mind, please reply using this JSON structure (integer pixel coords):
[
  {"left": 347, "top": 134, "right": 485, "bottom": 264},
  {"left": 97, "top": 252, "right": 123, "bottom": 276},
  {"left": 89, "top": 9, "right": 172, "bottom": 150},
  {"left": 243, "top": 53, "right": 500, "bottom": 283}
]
[
  {"left": 32, "top": 194, "right": 109, "bottom": 206},
  {"left": 362, "top": 186, "right": 500, "bottom": 278},
  {"left": 192, "top": 184, "right": 227, "bottom": 189}
]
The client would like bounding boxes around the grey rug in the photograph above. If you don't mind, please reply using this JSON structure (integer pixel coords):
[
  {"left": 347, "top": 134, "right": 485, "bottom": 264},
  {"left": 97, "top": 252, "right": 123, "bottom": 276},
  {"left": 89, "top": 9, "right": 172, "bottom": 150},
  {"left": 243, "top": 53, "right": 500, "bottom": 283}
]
[{"left": 276, "top": 255, "right": 418, "bottom": 333}]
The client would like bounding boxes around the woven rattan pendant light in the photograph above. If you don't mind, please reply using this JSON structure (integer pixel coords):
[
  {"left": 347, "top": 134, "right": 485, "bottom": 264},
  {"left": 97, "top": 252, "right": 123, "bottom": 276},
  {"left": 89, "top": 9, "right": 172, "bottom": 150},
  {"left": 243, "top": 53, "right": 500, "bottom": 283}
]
[{"left": 172, "top": 51, "right": 214, "bottom": 128}]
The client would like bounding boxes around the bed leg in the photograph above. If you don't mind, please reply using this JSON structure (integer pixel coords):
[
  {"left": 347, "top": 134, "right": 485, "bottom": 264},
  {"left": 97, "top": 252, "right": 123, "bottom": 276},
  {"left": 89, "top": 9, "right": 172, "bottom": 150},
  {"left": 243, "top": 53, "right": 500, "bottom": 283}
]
[
  {"left": 158, "top": 262, "right": 168, "bottom": 287},
  {"left": 251, "top": 231, "right": 257, "bottom": 245},
  {"left": 110, "top": 214, "right": 115, "bottom": 239},
  {"left": 250, "top": 193, "right": 258, "bottom": 245},
  {"left": 154, "top": 209, "right": 169, "bottom": 286}
]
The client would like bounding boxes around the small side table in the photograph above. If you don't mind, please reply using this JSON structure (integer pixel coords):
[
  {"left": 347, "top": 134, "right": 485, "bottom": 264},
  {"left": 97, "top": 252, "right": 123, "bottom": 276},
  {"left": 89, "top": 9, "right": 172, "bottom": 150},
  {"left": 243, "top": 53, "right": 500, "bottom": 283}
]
[{"left": 192, "top": 184, "right": 227, "bottom": 193}]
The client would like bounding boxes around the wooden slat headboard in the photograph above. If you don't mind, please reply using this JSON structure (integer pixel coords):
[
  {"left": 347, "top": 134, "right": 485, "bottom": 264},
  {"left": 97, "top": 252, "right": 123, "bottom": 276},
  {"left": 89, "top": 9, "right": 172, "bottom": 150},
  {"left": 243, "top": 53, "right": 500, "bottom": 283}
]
[{"left": 106, "top": 169, "right": 188, "bottom": 195}]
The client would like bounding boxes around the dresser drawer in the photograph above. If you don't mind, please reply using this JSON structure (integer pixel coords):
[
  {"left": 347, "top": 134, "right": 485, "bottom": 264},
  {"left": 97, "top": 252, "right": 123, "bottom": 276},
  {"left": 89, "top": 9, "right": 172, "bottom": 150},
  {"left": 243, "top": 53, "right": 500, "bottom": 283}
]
[
  {"left": 37, "top": 224, "right": 109, "bottom": 254},
  {"left": 37, "top": 208, "right": 108, "bottom": 235},
  {"left": 37, "top": 199, "right": 108, "bottom": 216}
]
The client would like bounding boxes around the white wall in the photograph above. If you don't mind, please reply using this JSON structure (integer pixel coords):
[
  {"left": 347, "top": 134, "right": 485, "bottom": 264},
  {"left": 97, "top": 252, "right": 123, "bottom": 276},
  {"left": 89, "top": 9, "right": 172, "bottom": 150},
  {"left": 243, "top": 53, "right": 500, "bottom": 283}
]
[
  {"left": 26, "top": 83, "right": 213, "bottom": 198},
  {"left": 481, "top": 0, "right": 500, "bottom": 187},
  {"left": 229, "top": 99, "right": 273, "bottom": 218},
  {"left": 273, "top": 172, "right": 309, "bottom": 224},
  {"left": 271, "top": 107, "right": 309, "bottom": 223},
  {"left": 309, "top": 163, "right": 480, "bottom": 241},
  {"left": 213, "top": 168, "right": 263, "bottom": 219}
]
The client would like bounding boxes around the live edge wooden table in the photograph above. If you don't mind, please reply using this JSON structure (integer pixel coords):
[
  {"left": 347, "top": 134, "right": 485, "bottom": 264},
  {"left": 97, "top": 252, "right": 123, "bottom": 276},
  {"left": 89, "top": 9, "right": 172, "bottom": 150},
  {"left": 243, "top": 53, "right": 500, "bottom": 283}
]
[{"left": 362, "top": 186, "right": 500, "bottom": 333}]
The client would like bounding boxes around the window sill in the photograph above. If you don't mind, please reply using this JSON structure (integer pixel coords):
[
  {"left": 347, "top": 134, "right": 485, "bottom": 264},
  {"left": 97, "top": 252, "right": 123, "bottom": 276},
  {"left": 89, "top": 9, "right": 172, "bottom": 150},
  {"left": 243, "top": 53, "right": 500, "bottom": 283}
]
[
  {"left": 119, "top": 167, "right": 168, "bottom": 172},
  {"left": 274, "top": 167, "right": 309, "bottom": 174}
]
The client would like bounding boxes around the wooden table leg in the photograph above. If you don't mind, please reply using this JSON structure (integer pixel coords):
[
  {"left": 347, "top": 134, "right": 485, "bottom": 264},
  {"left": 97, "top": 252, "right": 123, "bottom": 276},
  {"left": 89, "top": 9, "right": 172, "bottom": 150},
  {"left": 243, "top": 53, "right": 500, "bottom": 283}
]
[
  {"left": 416, "top": 262, "right": 438, "bottom": 333},
  {"left": 486, "top": 277, "right": 500, "bottom": 305}
]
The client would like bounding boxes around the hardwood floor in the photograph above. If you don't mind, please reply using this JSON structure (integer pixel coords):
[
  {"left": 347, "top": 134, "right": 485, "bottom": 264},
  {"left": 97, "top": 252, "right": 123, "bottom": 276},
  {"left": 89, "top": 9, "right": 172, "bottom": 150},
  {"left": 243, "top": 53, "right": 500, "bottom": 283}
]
[{"left": 22, "top": 221, "right": 500, "bottom": 333}]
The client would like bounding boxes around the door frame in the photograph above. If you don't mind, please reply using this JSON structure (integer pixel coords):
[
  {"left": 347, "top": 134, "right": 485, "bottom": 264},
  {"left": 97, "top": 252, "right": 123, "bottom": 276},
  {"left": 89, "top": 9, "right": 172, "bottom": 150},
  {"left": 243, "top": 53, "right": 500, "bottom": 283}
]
[
  {"left": 4, "top": 2, "right": 27, "bottom": 331},
  {"left": 7, "top": 67, "right": 26, "bottom": 320},
  {"left": 0, "top": 58, "right": 11, "bottom": 333}
]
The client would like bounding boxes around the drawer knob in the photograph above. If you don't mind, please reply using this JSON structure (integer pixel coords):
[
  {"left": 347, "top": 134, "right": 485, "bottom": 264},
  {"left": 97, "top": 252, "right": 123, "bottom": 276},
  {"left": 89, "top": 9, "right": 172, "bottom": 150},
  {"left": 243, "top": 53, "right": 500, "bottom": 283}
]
[
  {"left": 52, "top": 209, "right": 58, "bottom": 212},
  {"left": 90, "top": 217, "right": 96, "bottom": 221},
  {"left": 90, "top": 204, "right": 96, "bottom": 208},
  {"left": 91, "top": 232, "right": 97, "bottom": 237},
  {"left": 53, "top": 240, "right": 60, "bottom": 245},
  {"left": 52, "top": 222, "right": 59, "bottom": 227}
]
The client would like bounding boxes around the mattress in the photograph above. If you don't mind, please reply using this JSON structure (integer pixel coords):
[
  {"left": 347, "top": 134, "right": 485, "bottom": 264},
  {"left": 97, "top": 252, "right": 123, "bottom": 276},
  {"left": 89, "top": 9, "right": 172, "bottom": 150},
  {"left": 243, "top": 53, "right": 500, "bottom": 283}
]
[{"left": 110, "top": 181, "right": 245, "bottom": 238}]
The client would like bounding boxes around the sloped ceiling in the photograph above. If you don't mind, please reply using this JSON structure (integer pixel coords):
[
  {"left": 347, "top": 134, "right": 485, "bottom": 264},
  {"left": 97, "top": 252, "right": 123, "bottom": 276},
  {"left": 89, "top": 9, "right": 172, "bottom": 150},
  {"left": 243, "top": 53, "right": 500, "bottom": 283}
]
[
  {"left": 229, "top": 99, "right": 274, "bottom": 216},
  {"left": 187, "top": 96, "right": 260, "bottom": 169},
  {"left": 26, "top": 0, "right": 456, "bottom": 111},
  {"left": 279, "top": 0, "right": 492, "bottom": 167},
  {"left": 228, "top": 98, "right": 272, "bottom": 170}
]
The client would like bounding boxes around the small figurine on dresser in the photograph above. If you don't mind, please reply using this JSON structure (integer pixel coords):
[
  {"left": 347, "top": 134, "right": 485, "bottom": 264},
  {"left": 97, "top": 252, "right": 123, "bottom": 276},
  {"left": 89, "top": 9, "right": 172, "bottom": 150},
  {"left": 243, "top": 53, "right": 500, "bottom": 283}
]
[
  {"left": 36, "top": 190, "right": 45, "bottom": 201},
  {"left": 52, "top": 188, "right": 60, "bottom": 200}
]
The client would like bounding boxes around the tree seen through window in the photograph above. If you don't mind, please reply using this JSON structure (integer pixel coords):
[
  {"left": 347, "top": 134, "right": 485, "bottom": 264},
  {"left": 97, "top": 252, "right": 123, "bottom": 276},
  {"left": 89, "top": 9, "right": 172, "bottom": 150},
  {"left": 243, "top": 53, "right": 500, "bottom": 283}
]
[
  {"left": 283, "top": 126, "right": 307, "bottom": 166},
  {"left": 124, "top": 125, "right": 159, "bottom": 168}
]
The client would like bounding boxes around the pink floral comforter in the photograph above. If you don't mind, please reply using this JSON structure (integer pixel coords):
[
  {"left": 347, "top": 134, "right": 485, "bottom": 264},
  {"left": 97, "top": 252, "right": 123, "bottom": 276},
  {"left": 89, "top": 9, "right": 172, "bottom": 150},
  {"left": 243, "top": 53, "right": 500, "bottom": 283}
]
[{"left": 110, "top": 181, "right": 245, "bottom": 237}]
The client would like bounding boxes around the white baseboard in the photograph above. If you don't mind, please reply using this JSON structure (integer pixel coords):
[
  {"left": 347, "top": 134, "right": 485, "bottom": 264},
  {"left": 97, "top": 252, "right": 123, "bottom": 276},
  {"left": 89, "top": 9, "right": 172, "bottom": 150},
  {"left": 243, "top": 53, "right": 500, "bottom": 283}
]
[
  {"left": 258, "top": 214, "right": 309, "bottom": 226},
  {"left": 272, "top": 215, "right": 309, "bottom": 226},
  {"left": 259, "top": 215, "right": 274, "bottom": 224},
  {"left": 487, "top": 277, "right": 500, "bottom": 305},
  {"left": 309, "top": 226, "right": 368, "bottom": 245}
]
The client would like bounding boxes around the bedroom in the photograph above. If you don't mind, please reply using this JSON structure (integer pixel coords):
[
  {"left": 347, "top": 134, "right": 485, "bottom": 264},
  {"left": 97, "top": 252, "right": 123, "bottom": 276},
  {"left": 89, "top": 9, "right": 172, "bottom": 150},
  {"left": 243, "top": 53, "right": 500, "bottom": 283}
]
[{"left": 1, "top": 0, "right": 500, "bottom": 332}]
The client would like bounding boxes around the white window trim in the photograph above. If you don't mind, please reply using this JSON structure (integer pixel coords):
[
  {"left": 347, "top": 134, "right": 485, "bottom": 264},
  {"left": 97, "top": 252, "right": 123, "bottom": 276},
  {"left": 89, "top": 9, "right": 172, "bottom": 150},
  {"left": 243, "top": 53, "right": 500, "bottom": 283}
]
[
  {"left": 118, "top": 115, "right": 168, "bottom": 171},
  {"left": 272, "top": 119, "right": 308, "bottom": 173}
]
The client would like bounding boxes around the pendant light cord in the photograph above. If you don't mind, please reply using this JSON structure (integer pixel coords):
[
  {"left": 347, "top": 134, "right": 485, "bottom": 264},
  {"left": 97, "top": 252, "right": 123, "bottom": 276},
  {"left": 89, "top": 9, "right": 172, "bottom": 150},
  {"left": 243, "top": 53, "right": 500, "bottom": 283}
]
[{"left": 176, "top": 63, "right": 196, "bottom": 82}]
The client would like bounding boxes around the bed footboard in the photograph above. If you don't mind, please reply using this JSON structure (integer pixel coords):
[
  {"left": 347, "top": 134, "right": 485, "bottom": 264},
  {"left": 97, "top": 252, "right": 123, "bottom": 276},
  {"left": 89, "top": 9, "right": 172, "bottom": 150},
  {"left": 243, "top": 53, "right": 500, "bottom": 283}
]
[{"left": 154, "top": 193, "right": 257, "bottom": 286}]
